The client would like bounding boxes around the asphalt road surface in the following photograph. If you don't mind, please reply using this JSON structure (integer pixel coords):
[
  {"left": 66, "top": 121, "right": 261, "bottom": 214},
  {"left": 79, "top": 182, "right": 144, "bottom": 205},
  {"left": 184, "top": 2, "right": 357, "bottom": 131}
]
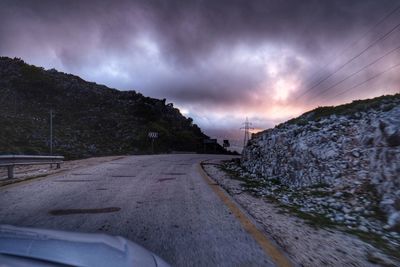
[{"left": 0, "top": 154, "right": 276, "bottom": 266}]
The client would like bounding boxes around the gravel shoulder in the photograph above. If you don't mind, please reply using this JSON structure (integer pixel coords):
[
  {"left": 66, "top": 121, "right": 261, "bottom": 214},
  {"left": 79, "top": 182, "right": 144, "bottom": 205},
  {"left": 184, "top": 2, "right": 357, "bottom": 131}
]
[{"left": 202, "top": 159, "right": 400, "bottom": 267}]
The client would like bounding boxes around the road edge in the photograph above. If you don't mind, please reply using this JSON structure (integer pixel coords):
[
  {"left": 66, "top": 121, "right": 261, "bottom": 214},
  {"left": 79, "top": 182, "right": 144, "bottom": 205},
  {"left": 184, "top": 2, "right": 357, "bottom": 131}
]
[{"left": 198, "top": 162, "right": 293, "bottom": 267}]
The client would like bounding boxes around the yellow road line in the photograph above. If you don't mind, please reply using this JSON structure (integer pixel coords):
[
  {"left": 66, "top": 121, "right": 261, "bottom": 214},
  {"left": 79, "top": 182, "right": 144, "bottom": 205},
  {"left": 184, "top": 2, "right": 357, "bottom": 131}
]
[{"left": 198, "top": 163, "right": 293, "bottom": 267}]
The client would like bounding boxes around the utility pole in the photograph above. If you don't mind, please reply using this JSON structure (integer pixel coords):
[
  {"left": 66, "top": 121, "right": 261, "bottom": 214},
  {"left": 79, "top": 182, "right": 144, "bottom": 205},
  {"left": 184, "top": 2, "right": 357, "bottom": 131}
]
[
  {"left": 14, "top": 91, "right": 17, "bottom": 116},
  {"left": 50, "top": 110, "right": 53, "bottom": 155},
  {"left": 240, "top": 117, "right": 254, "bottom": 149}
]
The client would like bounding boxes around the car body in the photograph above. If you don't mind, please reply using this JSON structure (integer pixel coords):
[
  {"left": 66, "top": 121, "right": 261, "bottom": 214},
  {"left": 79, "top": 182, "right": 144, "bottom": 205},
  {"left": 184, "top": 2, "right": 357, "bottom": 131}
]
[{"left": 0, "top": 225, "right": 170, "bottom": 267}]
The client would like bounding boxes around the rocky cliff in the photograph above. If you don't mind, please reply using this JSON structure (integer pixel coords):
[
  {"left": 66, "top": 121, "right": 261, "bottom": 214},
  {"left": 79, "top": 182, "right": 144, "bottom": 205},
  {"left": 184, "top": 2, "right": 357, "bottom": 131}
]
[
  {"left": 242, "top": 94, "right": 400, "bottom": 233},
  {"left": 0, "top": 57, "right": 229, "bottom": 158}
]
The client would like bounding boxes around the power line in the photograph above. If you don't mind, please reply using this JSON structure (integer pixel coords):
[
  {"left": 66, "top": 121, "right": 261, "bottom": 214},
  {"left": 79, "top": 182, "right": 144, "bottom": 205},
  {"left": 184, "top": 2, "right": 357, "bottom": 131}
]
[
  {"left": 296, "top": 20, "right": 400, "bottom": 100},
  {"left": 280, "top": 42, "right": 400, "bottom": 117},
  {"left": 331, "top": 61, "right": 400, "bottom": 100},
  {"left": 275, "top": 4, "right": 400, "bottom": 121},
  {"left": 309, "top": 45, "right": 400, "bottom": 100},
  {"left": 303, "top": 3, "right": 400, "bottom": 89},
  {"left": 281, "top": 62, "right": 400, "bottom": 122}
]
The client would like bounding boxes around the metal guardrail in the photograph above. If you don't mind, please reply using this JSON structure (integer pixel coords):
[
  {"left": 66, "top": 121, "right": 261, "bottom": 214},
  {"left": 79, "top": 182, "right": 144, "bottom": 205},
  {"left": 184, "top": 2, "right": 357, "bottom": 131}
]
[{"left": 0, "top": 155, "right": 64, "bottom": 179}]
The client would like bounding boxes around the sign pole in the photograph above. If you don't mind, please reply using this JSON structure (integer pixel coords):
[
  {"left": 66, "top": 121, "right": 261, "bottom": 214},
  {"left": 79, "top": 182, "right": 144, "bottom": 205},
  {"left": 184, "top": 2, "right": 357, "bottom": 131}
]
[{"left": 148, "top": 132, "right": 158, "bottom": 154}]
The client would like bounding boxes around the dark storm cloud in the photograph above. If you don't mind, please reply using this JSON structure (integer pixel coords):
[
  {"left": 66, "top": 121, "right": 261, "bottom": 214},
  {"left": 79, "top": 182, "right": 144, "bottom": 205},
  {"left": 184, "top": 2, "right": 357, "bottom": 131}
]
[
  {"left": 1, "top": 0, "right": 397, "bottom": 63},
  {"left": 139, "top": 0, "right": 398, "bottom": 66},
  {"left": 1, "top": 0, "right": 399, "bottom": 146}
]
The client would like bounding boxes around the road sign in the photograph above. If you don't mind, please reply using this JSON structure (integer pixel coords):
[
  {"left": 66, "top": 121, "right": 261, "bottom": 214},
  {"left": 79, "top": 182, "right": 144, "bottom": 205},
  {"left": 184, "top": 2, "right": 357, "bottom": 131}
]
[
  {"left": 223, "top": 140, "right": 230, "bottom": 148},
  {"left": 148, "top": 132, "right": 158, "bottom": 139}
]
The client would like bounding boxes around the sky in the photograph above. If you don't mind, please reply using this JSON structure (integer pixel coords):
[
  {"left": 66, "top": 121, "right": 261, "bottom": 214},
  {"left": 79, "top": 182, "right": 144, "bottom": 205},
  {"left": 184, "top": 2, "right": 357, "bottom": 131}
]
[{"left": 1, "top": 0, "right": 400, "bottom": 151}]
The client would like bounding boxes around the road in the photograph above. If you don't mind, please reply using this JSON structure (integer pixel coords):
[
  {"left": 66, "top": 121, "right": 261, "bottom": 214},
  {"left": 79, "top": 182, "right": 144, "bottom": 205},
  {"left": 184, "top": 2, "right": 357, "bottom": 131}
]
[{"left": 0, "top": 154, "right": 275, "bottom": 266}]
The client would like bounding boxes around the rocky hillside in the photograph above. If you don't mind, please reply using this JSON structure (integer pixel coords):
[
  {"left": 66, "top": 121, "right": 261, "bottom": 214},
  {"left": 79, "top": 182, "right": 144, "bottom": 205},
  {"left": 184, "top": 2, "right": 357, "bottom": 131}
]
[
  {"left": 0, "top": 57, "right": 229, "bottom": 158},
  {"left": 241, "top": 94, "right": 400, "bottom": 236}
]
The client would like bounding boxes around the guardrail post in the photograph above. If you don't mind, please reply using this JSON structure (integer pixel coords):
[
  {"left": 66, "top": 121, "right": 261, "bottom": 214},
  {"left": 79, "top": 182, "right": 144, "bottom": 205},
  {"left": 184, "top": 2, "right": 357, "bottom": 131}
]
[
  {"left": 0, "top": 155, "right": 64, "bottom": 177},
  {"left": 7, "top": 165, "right": 14, "bottom": 179}
]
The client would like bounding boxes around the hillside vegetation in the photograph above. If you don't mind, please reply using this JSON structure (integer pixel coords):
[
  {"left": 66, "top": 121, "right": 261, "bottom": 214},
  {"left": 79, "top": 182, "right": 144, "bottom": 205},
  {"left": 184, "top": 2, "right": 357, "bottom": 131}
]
[
  {"left": 0, "top": 57, "right": 228, "bottom": 159},
  {"left": 284, "top": 94, "right": 400, "bottom": 127}
]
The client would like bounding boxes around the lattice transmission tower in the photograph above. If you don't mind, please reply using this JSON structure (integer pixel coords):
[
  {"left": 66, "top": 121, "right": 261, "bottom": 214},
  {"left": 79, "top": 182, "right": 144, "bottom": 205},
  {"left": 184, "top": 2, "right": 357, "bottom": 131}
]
[{"left": 240, "top": 117, "right": 254, "bottom": 148}]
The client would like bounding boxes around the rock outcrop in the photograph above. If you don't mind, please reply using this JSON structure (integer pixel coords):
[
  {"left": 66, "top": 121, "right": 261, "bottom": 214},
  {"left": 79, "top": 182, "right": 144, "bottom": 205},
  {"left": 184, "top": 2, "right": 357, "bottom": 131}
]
[{"left": 242, "top": 95, "right": 400, "bottom": 232}]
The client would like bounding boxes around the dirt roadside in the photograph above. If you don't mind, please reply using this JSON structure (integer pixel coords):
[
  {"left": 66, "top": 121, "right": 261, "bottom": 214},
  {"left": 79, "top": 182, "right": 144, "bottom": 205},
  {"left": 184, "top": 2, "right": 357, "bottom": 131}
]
[{"left": 202, "top": 159, "right": 399, "bottom": 267}]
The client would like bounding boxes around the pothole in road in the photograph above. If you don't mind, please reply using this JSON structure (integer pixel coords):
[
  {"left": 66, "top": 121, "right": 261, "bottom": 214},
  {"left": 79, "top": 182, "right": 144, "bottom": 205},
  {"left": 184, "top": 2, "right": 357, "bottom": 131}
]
[
  {"left": 158, "top": 178, "right": 176, "bottom": 182},
  {"left": 54, "top": 179, "right": 96, "bottom": 182},
  {"left": 49, "top": 207, "right": 121, "bottom": 215},
  {"left": 96, "top": 188, "right": 108, "bottom": 191}
]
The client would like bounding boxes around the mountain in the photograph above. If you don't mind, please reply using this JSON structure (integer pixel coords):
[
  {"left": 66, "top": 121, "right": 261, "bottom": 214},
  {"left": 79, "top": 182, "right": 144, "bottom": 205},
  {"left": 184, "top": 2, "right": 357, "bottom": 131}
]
[
  {"left": 242, "top": 94, "right": 400, "bottom": 231},
  {"left": 0, "top": 57, "right": 230, "bottom": 159}
]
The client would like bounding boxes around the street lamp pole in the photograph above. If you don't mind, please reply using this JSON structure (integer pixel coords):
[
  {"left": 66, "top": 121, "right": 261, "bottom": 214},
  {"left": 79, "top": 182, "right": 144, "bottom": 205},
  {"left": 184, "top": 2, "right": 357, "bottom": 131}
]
[{"left": 50, "top": 110, "right": 53, "bottom": 155}]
